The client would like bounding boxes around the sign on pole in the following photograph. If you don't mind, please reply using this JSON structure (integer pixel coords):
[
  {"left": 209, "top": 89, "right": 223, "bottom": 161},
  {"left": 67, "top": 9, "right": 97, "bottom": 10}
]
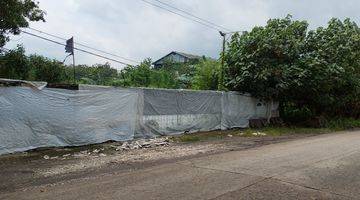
[
  {"left": 65, "top": 37, "right": 74, "bottom": 55},
  {"left": 65, "top": 37, "right": 75, "bottom": 82}
]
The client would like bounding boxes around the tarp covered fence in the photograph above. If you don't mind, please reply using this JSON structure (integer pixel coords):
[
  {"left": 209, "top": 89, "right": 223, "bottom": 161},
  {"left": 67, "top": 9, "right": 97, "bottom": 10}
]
[{"left": 0, "top": 83, "right": 278, "bottom": 155}]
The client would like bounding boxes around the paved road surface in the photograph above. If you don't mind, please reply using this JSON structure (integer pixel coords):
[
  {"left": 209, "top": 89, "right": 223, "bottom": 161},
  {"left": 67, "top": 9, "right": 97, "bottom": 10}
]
[{"left": 2, "top": 131, "right": 360, "bottom": 199}]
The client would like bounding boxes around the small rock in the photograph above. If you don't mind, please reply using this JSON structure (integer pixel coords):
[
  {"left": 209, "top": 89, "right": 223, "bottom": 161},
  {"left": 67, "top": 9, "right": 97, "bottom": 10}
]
[
  {"left": 99, "top": 153, "right": 106, "bottom": 157},
  {"left": 50, "top": 156, "right": 58, "bottom": 160},
  {"left": 135, "top": 141, "right": 142, "bottom": 148},
  {"left": 141, "top": 142, "right": 151, "bottom": 148},
  {"left": 121, "top": 142, "right": 129, "bottom": 148},
  {"left": 92, "top": 149, "right": 100, "bottom": 153},
  {"left": 252, "top": 132, "right": 266, "bottom": 136},
  {"left": 155, "top": 142, "right": 169, "bottom": 146},
  {"left": 227, "top": 134, "right": 233, "bottom": 137},
  {"left": 43, "top": 155, "right": 50, "bottom": 160},
  {"left": 62, "top": 154, "right": 71, "bottom": 157},
  {"left": 80, "top": 150, "right": 88, "bottom": 154}
]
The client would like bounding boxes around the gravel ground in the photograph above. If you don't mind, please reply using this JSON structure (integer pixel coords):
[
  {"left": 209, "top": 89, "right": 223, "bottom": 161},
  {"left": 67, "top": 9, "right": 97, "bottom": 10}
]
[{"left": 0, "top": 130, "right": 319, "bottom": 194}]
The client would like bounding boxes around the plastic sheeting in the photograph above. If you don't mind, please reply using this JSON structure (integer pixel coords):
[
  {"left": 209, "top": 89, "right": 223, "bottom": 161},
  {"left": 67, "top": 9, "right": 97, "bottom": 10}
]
[
  {"left": 0, "top": 84, "right": 278, "bottom": 155},
  {"left": 140, "top": 88, "right": 222, "bottom": 136},
  {"left": 0, "top": 86, "right": 138, "bottom": 155}
]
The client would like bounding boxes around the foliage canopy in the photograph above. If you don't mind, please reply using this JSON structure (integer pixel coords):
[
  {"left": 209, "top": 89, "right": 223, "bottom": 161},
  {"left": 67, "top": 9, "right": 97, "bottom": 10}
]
[
  {"left": 224, "top": 16, "right": 360, "bottom": 118},
  {"left": 0, "top": 0, "right": 45, "bottom": 47}
]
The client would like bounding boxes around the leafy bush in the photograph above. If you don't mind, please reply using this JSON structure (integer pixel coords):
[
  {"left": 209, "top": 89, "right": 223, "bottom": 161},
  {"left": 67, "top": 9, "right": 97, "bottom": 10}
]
[
  {"left": 0, "top": 45, "right": 29, "bottom": 79},
  {"left": 325, "top": 118, "right": 360, "bottom": 131},
  {"left": 224, "top": 15, "right": 360, "bottom": 120},
  {"left": 192, "top": 59, "right": 220, "bottom": 90}
]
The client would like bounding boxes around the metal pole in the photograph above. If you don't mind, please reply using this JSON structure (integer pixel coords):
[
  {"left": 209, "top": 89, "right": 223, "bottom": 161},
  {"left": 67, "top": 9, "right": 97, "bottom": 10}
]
[
  {"left": 219, "top": 31, "right": 226, "bottom": 90},
  {"left": 72, "top": 37, "right": 76, "bottom": 83}
]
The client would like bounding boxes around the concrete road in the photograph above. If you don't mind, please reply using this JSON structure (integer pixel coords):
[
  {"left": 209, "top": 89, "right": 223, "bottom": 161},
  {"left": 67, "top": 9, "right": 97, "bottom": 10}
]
[{"left": 2, "top": 131, "right": 360, "bottom": 200}]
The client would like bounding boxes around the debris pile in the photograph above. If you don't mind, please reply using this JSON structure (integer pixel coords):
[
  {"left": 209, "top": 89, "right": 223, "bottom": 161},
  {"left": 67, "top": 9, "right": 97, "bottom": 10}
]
[
  {"left": 114, "top": 137, "right": 170, "bottom": 151},
  {"left": 251, "top": 132, "right": 267, "bottom": 136},
  {"left": 42, "top": 137, "right": 170, "bottom": 160},
  {"left": 238, "top": 131, "right": 267, "bottom": 137}
]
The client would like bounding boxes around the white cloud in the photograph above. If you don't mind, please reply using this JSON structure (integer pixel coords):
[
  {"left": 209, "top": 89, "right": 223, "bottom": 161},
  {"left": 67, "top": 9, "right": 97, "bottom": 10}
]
[{"left": 5, "top": 0, "right": 360, "bottom": 69}]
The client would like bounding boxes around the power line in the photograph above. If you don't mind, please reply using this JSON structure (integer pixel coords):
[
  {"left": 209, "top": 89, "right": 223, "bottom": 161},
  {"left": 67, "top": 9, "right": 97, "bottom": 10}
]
[
  {"left": 153, "top": 0, "right": 232, "bottom": 32},
  {"left": 21, "top": 30, "right": 134, "bottom": 66},
  {"left": 27, "top": 27, "right": 140, "bottom": 64},
  {"left": 140, "top": 0, "right": 222, "bottom": 31}
]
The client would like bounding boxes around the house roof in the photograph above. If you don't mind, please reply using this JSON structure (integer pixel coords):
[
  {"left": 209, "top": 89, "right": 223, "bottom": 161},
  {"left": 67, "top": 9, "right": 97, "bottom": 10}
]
[
  {"left": 153, "top": 51, "right": 202, "bottom": 65},
  {"left": 173, "top": 51, "right": 202, "bottom": 60}
]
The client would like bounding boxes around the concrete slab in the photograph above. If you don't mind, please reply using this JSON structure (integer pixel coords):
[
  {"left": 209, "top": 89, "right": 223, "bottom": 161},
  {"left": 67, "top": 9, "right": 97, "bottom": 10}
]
[
  {"left": 277, "top": 150, "right": 360, "bottom": 198},
  {"left": 214, "top": 178, "right": 349, "bottom": 200},
  {"left": 1, "top": 163, "right": 262, "bottom": 200},
  {"left": 179, "top": 132, "right": 360, "bottom": 177}
]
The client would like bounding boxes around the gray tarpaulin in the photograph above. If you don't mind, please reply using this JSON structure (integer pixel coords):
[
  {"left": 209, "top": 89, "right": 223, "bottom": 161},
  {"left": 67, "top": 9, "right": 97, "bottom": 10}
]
[
  {"left": 0, "top": 86, "right": 138, "bottom": 155},
  {"left": 0, "top": 83, "right": 278, "bottom": 155},
  {"left": 140, "top": 88, "right": 222, "bottom": 136}
]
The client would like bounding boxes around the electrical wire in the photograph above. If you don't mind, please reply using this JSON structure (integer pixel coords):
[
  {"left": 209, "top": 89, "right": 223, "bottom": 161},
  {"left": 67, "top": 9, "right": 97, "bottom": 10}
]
[
  {"left": 153, "top": 0, "right": 232, "bottom": 32},
  {"left": 140, "top": 0, "right": 222, "bottom": 31},
  {"left": 27, "top": 27, "right": 140, "bottom": 64},
  {"left": 21, "top": 30, "right": 134, "bottom": 66}
]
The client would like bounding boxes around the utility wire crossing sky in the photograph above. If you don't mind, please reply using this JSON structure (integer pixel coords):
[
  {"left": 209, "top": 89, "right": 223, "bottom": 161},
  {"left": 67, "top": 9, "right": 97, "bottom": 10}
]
[{"left": 5, "top": 0, "right": 360, "bottom": 69}]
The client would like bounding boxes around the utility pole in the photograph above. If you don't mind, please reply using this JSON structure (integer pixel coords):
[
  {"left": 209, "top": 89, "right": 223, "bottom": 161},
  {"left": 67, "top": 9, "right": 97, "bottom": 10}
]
[
  {"left": 72, "top": 42, "right": 75, "bottom": 83},
  {"left": 219, "top": 31, "right": 226, "bottom": 90}
]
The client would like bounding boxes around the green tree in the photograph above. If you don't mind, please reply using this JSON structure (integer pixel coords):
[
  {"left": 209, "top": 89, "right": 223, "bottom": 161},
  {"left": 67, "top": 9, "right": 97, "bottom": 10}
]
[
  {"left": 73, "top": 63, "right": 118, "bottom": 85},
  {"left": 0, "top": 0, "right": 45, "bottom": 47},
  {"left": 298, "top": 18, "right": 360, "bottom": 117},
  {"left": 149, "top": 69, "right": 177, "bottom": 88},
  {"left": 224, "top": 15, "right": 308, "bottom": 101},
  {"left": 192, "top": 59, "right": 220, "bottom": 90},
  {"left": 0, "top": 45, "right": 29, "bottom": 79},
  {"left": 28, "top": 54, "right": 67, "bottom": 83},
  {"left": 224, "top": 15, "right": 360, "bottom": 119},
  {"left": 118, "top": 59, "right": 150, "bottom": 87}
]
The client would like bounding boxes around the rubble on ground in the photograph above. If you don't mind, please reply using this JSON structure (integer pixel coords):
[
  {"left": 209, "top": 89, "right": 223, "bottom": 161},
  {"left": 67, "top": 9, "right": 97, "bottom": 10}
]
[
  {"left": 114, "top": 137, "right": 170, "bottom": 151},
  {"left": 251, "top": 132, "right": 267, "bottom": 136},
  {"left": 42, "top": 137, "right": 170, "bottom": 160}
]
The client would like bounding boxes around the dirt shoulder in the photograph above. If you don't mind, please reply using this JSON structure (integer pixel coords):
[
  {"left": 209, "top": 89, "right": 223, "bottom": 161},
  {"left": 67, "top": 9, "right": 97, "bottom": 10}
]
[{"left": 0, "top": 129, "right": 330, "bottom": 194}]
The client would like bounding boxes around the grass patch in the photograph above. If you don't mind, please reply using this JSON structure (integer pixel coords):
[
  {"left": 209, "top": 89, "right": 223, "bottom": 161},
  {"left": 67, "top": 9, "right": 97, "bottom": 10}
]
[
  {"left": 173, "top": 135, "right": 201, "bottom": 143},
  {"left": 171, "top": 118, "right": 360, "bottom": 143},
  {"left": 171, "top": 130, "right": 233, "bottom": 143},
  {"left": 325, "top": 118, "right": 360, "bottom": 131},
  {"left": 172, "top": 126, "right": 334, "bottom": 143},
  {"left": 240, "top": 127, "right": 330, "bottom": 137}
]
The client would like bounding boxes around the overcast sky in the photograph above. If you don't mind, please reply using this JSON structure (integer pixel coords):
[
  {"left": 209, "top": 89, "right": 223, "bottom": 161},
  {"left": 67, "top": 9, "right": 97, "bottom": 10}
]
[{"left": 5, "top": 0, "right": 360, "bottom": 69}]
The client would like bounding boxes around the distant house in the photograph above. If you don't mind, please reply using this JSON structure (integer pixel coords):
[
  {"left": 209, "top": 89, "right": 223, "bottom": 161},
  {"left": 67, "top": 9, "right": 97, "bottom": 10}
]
[{"left": 153, "top": 51, "right": 202, "bottom": 68}]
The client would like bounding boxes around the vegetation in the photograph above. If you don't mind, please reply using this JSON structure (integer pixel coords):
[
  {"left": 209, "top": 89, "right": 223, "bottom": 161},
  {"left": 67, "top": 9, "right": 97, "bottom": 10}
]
[
  {"left": 171, "top": 127, "right": 331, "bottom": 143},
  {"left": 192, "top": 59, "right": 220, "bottom": 90},
  {"left": 325, "top": 118, "right": 360, "bottom": 131},
  {"left": 0, "top": 0, "right": 45, "bottom": 47},
  {"left": 1, "top": 13, "right": 359, "bottom": 127},
  {"left": 224, "top": 15, "right": 360, "bottom": 122},
  {"left": 0, "top": 46, "right": 217, "bottom": 89},
  {"left": 172, "top": 120, "right": 360, "bottom": 143}
]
